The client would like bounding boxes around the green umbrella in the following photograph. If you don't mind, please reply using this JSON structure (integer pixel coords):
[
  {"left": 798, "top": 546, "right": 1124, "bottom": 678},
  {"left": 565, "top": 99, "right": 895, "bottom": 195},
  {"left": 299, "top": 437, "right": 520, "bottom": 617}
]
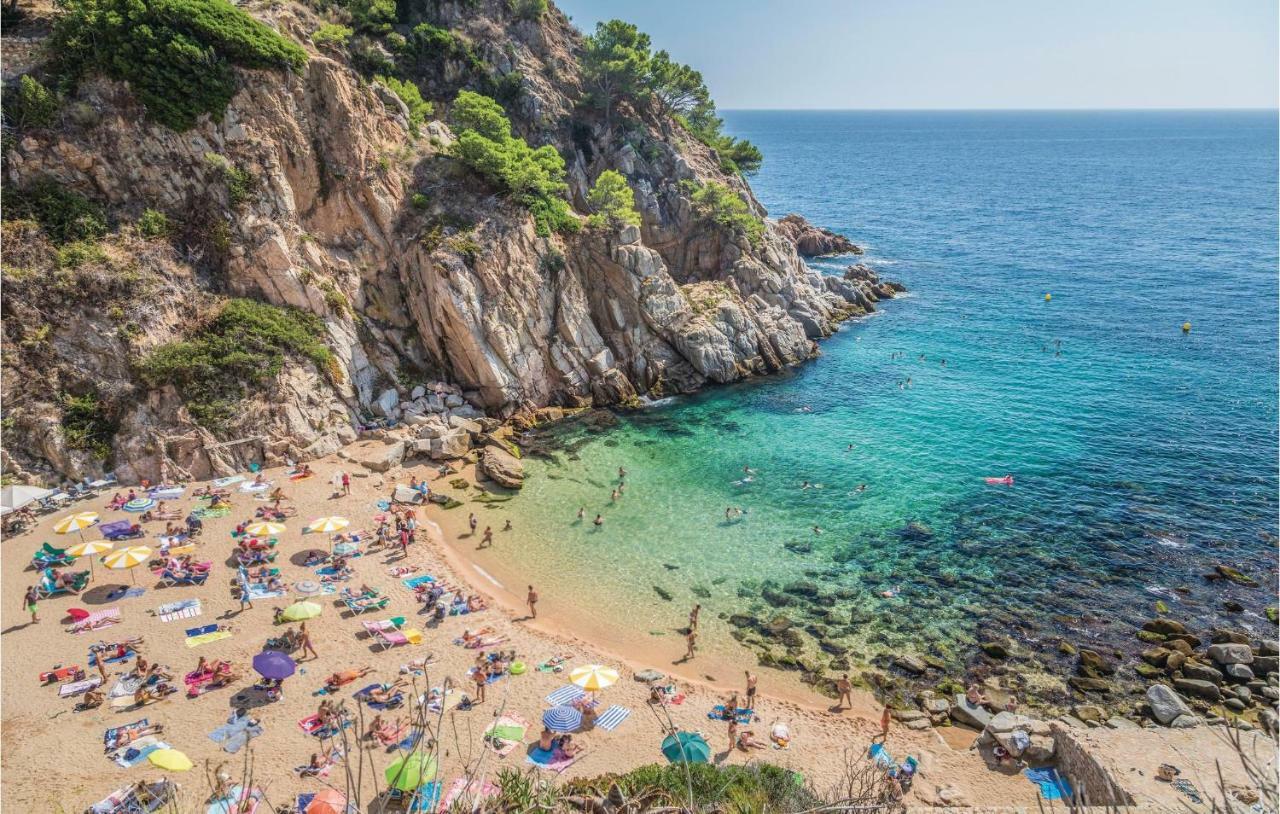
[
  {"left": 661, "top": 731, "right": 710, "bottom": 764},
  {"left": 280, "top": 601, "right": 322, "bottom": 622},
  {"left": 385, "top": 753, "right": 438, "bottom": 791}
]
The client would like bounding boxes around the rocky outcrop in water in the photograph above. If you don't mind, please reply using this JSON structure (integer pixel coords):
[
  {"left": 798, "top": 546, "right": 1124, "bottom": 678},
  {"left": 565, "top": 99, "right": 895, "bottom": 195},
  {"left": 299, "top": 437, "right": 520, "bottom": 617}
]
[
  {"left": 0, "top": 0, "right": 900, "bottom": 484},
  {"left": 775, "top": 214, "right": 864, "bottom": 257}
]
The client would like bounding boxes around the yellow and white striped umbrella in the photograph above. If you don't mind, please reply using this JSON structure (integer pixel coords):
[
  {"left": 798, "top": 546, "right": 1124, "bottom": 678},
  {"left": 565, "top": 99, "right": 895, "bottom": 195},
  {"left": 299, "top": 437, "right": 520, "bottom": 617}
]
[
  {"left": 308, "top": 516, "right": 349, "bottom": 533},
  {"left": 103, "top": 545, "right": 152, "bottom": 569},
  {"left": 569, "top": 664, "right": 619, "bottom": 692},
  {"left": 245, "top": 521, "right": 287, "bottom": 537},
  {"left": 67, "top": 540, "right": 114, "bottom": 558},
  {"left": 54, "top": 512, "right": 99, "bottom": 535}
]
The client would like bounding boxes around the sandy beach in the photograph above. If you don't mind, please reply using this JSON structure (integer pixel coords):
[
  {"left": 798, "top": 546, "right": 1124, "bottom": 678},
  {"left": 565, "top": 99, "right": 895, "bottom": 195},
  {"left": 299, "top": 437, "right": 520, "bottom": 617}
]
[{"left": 2, "top": 448, "right": 1050, "bottom": 813}]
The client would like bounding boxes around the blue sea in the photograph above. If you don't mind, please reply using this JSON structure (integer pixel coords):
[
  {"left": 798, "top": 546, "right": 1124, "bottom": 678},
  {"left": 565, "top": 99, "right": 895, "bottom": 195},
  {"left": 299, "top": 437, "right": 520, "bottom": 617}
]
[{"left": 502, "top": 111, "right": 1278, "bottom": 696}]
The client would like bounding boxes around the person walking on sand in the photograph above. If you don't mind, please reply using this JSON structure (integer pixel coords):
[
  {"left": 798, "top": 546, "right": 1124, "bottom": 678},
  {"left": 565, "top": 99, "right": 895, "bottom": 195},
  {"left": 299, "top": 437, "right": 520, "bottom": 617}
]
[
  {"left": 468, "top": 513, "right": 478, "bottom": 536},
  {"left": 688, "top": 604, "right": 701, "bottom": 631},
  {"left": 880, "top": 703, "right": 891, "bottom": 739},
  {"left": 472, "top": 667, "right": 486, "bottom": 703},
  {"left": 341, "top": 471, "right": 350, "bottom": 496},
  {"left": 299, "top": 622, "right": 318, "bottom": 661},
  {"left": 684, "top": 628, "right": 697, "bottom": 660},
  {"left": 22, "top": 585, "right": 38, "bottom": 624},
  {"left": 745, "top": 670, "right": 757, "bottom": 706},
  {"left": 479, "top": 527, "right": 493, "bottom": 549},
  {"left": 526, "top": 585, "right": 538, "bottom": 619},
  {"left": 835, "top": 673, "right": 852, "bottom": 710}
]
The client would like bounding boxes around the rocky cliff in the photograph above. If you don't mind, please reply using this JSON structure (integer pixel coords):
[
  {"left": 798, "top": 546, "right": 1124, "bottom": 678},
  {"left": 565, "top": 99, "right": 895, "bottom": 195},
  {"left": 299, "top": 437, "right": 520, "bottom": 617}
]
[{"left": 0, "top": 0, "right": 898, "bottom": 484}]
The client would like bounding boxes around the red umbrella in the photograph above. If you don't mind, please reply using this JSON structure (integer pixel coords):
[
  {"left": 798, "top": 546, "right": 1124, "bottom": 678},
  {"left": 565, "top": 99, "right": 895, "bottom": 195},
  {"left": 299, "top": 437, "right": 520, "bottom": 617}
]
[{"left": 306, "top": 788, "right": 348, "bottom": 814}]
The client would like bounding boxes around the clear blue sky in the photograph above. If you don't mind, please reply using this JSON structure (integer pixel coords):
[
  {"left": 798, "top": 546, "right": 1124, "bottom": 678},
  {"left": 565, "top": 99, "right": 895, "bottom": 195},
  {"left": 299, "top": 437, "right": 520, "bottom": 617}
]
[{"left": 554, "top": 0, "right": 1278, "bottom": 110}]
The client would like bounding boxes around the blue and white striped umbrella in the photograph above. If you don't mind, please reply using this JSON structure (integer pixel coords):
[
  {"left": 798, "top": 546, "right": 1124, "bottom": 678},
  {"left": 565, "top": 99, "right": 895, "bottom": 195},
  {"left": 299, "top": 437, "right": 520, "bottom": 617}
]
[{"left": 541, "top": 705, "right": 582, "bottom": 733}]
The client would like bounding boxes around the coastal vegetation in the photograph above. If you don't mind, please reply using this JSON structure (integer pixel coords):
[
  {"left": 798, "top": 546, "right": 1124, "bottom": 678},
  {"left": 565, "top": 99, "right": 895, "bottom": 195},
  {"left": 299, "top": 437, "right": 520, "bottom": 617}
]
[
  {"left": 4, "top": 179, "right": 108, "bottom": 244},
  {"left": 59, "top": 389, "right": 116, "bottom": 460},
  {"left": 376, "top": 75, "right": 433, "bottom": 132},
  {"left": 49, "top": 0, "right": 307, "bottom": 131},
  {"left": 681, "top": 180, "right": 764, "bottom": 246},
  {"left": 449, "top": 90, "right": 578, "bottom": 236},
  {"left": 586, "top": 170, "right": 641, "bottom": 229},
  {"left": 581, "top": 20, "right": 762, "bottom": 174},
  {"left": 138, "top": 298, "right": 334, "bottom": 429},
  {"left": 4, "top": 75, "right": 59, "bottom": 129}
]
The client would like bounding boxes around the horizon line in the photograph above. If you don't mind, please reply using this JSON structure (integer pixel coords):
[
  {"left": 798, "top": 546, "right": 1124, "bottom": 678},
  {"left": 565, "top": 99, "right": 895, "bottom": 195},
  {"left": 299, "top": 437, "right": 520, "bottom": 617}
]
[{"left": 721, "top": 106, "right": 1279, "bottom": 113}]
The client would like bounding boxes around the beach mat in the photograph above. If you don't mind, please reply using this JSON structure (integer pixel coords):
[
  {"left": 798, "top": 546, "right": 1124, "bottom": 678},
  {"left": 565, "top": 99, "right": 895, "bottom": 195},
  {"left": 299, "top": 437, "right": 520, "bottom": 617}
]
[
  {"left": 595, "top": 705, "right": 631, "bottom": 731},
  {"left": 1025, "top": 767, "right": 1072, "bottom": 801},
  {"left": 213, "top": 475, "right": 246, "bottom": 488},
  {"left": 156, "top": 599, "right": 202, "bottom": 622},
  {"left": 186, "top": 630, "right": 233, "bottom": 648},
  {"left": 545, "top": 685, "right": 585, "bottom": 706},
  {"left": 59, "top": 677, "right": 102, "bottom": 698},
  {"left": 708, "top": 705, "right": 754, "bottom": 724}
]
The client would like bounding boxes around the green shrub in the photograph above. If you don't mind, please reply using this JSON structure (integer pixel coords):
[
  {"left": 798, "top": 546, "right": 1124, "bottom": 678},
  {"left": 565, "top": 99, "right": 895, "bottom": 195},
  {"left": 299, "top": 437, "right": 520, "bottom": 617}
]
[
  {"left": 343, "top": 0, "right": 394, "bottom": 34},
  {"left": 204, "top": 153, "right": 257, "bottom": 206},
  {"left": 4, "top": 179, "right": 107, "bottom": 244},
  {"left": 56, "top": 240, "right": 108, "bottom": 268},
  {"left": 138, "top": 298, "right": 333, "bottom": 429},
  {"left": 410, "top": 192, "right": 428, "bottom": 210},
  {"left": 681, "top": 179, "right": 763, "bottom": 245},
  {"left": 586, "top": 169, "right": 640, "bottom": 229},
  {"left": 449, "top": 90, "right": 577, "bottom": 236},
  {"left": 507, "top": 0, "right": 546, "bottom": 21},
  {"left": 375, "top": 75, "right": 432, "bottom": 131},
  {"left": 51, "top": 0, "right": 307, "bottom": 131},
  {"left": 311, "top": 22, "right": 353, "bottom": 49},
  {"left": 60, "top": 390, "right": 116, "bottom": 459},
  {"left": 137, "top": 208, "right": 171, "bottom": 238},
  {"left": 5, "top": 75, "right": 59, "bottom": 129}
]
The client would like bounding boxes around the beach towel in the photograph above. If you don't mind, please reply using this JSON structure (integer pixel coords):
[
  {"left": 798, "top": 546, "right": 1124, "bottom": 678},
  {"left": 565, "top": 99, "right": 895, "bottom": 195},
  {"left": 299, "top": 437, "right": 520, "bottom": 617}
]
[
  {"left": 59, "top": 676, "right": 103, "bottom": 697},
  {"left": 156, "top": 598, "right": 202, "bottom": 622},
  {"left": 402, "top": 574, "right": 435, "bottom": 590},
  {"left": 527, "top": 747, "right": 578, "bottom": 772},
  {"left": 239, "top": 481, "right": 270, "bottom": 493},
  {"left": 708, "top": 705, "right": 754, "bottom": 724},
  {"left": 187, "top": 623, "right": 218, "bottom": 637},
  {"left": 1025, "top": 767, "right": 1073, "bottom": 801},
  {"left": 112, "top": 737, "right": 169, "bottom": 768},
  {"left": 868, "top": 742, "right": 894, "bottom": 769},
  {"left": 545, "top": 684, "right": 585, "bottom": 706},
  {"left": 293, "top": 748, "right": 343, "bottom": 778},
  {"left": 388, "top": 565, "right": 418, "bottom": 577},
  {"left": 243, "top": 582, "right": 285, "bottom": 600},
  {"left": 107, "top": 586, "right": 146, "bottom": 600},
  {"left": 466, "top": 667, "right": 506, "bottom": 685},
  {"left": 103, "top": 718, "right": 148, "bottom": 747},
  {"left": 69, "top": 607, "right": 121, "bottom": 634},
  {"left": 186, "top": 630, "right": 233, "bottom": 648},
  {"left": 298, "top": 714, "right": 353, "bottom": 738},
  {"left": 354, "top": 683, "right": 404, "bottom": 710},
  {"left": 595, "top": 705, "right": 631, "bottom": 732},
  {"left": 207, "top": 786, "right": 264, "bottom": 814},
  {"left": 194, "top": 507, "right": 230, "bottom": 519},
  {"left": 89, "top": 647, "right": 135, "bottom": 667},
  {"left": 209, "top": 716, "right": 264, "bottom": 754},
  {"left": 440, "top": 778, "right": 498, "bottom": 811},
  {"left": 213, "top": 475, "right": 246, "bottom": 488},
  {"left": 150, "top": 487, "right": 185, "bottom": 500}
]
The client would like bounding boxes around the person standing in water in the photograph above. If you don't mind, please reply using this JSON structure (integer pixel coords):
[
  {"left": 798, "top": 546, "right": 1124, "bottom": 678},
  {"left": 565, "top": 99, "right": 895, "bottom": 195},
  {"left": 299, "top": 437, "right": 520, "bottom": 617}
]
[
  {"left": 688, "top": 604, "right": 701, "bottom": 631},
  {"left": 576, "top": 507, "right": 585, "bottom": 521},
  {"left": 593, "top": 514, "right": 604, "bottom": 526},
  {"left": 618, "top": 466, "right": 627, "bottom": 479}
]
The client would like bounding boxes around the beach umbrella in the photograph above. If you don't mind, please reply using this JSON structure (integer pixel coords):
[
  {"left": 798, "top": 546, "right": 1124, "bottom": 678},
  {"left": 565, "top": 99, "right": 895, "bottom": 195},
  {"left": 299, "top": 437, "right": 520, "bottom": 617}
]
[
  {"left": 148, "top": 748, "right": 193, "bottom": 771},
  {"left": 385, "top": 753, "right": 438, "bottom": 791},
  {"left": 294, "top": 579, "right": 321, "bottom": 596},
  {"left": 308, "top": 516, "right": 349, "bottom": 533},
  {"left": 102, "top": 545, "right": 152, "bottom": 584},
  {"left": 123, "top": 497, "right": 156, "bottom": 512},
  {"left": 304, "top": 788, "right": 349, "bottom": 814},
  {"left": 662, "top": 731, "right": 710, "bottom": 764},
  {"left": 67, "top": 539, "right": 113, "bottom": 580},
  {"left": 280, "top": 601, "right": 322, "bottom": 622},
  {"left": 245, "top": 521, "right": 286, "bottom": 537},
  {"left": 541, "top": 705, "right": 582, "bottom": 733},
  {"left": 252, "top": 650, "right": 296, "bottom": 680},
  {"left": 1, "top": 484, "right": 53, "bottom": 513},
  {"left": 54, "top": 511, "right": 99, "bottom": 540},
  {"left": 569, "top": 664, "right": 619, "bottom": 692}
]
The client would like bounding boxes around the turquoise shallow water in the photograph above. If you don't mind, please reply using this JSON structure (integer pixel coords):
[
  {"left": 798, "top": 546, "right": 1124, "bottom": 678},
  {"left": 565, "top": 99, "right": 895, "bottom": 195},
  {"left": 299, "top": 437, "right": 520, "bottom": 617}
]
[{"left": 501, "top": 111, "right": 1278, "bottom": 692}]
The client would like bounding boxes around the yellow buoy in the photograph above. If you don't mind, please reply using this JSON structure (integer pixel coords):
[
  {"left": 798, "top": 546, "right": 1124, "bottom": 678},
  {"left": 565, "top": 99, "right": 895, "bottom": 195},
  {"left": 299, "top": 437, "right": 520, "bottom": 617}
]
[
  {"left": 1044, "top": 293, "right": 1051, "bottom": 301},
  {"left": 1182, "top": 322, "right": 1191, "bottom": 333}
]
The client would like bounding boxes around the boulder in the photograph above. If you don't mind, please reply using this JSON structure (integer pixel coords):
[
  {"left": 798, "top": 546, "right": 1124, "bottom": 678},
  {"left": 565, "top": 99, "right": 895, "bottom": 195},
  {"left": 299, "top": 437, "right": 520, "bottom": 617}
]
[
  {"left": 1259, "top": 708, "right": 1278, "bottom": 737},
  {"left": 979, "top": 641, "right": 1010, "bottom": 660},
  {"left": 894, "top": 655, "right": 928, "bottom": 675},
  {"left": 1166, "top": 652, "right": 1188, "bottom": 673},
  {"left": 951, "top": 695, "right": 992, "bottom": 729},
  {"left": 447, "top": 415, "right": 483, "bottom": 435},
  {"left": 1253, "top": 655, "right": 1279, "bottom": 674},
  {"left": 478, "top": 445, "right": 524, "bottom": 489},
  {"left": 1169, "top": 714, "right": 1204, "bottom": 729},
  {"left": 352, "top": 440, "right": 405, "bottom": 472},
  {"left": 1211, "top": 628, "right": 1252, "bottom": 645},
  {"left": 1207, "top": 643, "right": 1254, "bottom": 665},
  {"left": 1259, "top": 640, "right": 1279, "bottom": 657},
  {"left": 1073, "top": 705, "right": 1106, "bottom": 723},
  {"left": 1181, "top": 661, "right": 1224, "bottom": 683},
  {"left": 374, "top": 388, "right": 399, "bottom": 417},
  {"left": 1173, "top": 678, "right": 1222, "bottom": 701},
  {"left": 1143, "top": 618, "right": 1189, "bottom": 636},
  {"left": 415, "top": 417, "right": 450, "bottom": 439},
  {"left": 1214, "top": 565, "right": 1258, "bottom": 586},
  {"left": 1069, "top": 677, "right": 1113, "bottom": 694},
  {"left": 1146, "top": 684, "right": 1192, "bottom": 725},
  {"left": 1224, "top": 698, "right": 1247, "bottom": 713},
  {"left": 1078, "top": 649, "right": 1116, "bottom": 677},
  {"left": 1226, "top": 663, "right": 1255, "bottom": 681},
  {"left": 429, "top": 429, "right": 471, "bottom": 460},
  {"left": 410, "top": 385, "right": 426, "bottom": 400}
]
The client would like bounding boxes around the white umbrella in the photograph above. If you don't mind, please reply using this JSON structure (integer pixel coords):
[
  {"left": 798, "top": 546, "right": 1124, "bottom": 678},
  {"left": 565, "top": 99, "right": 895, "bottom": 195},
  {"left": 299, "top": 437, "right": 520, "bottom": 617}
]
[{"left": 0, "top": 484, "right": 54, "bottom": 514}]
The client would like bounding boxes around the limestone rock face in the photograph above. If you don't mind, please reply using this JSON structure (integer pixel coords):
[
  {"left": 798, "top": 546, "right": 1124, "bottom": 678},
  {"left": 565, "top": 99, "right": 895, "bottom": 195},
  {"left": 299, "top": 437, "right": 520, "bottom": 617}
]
[
  {"left": 0, "top": 1, "right": 902, "bottom": 483},
  {"left": 478, "top": 445, "right": 524, "bottom": 489}
]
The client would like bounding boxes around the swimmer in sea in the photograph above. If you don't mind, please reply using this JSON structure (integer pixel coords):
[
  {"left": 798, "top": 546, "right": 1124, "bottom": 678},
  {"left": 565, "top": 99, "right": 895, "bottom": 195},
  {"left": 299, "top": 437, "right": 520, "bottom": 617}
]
[
  {"left": 801, "top": 481, "right": 810, "bottom": 489},
  {"left": 812, "top": 526, "right": 822, "bottom": 535},
  {"left": 618, "top": 466, "right": 627, "bottom": 479},
  {"left": 576, "top": 507, "right": 585, "bottom": 521},
  {"left": 743, "top": 465, "right": 755, "bottom": 476},
  {"left": 906, "top": 377, "right": 912, "bottom": 388},
  {"left": 610, "top": 489, "right": 619, "bottom": 502},
  {"left": 593, "top": 514, "right": 604, "bottom": 526}
]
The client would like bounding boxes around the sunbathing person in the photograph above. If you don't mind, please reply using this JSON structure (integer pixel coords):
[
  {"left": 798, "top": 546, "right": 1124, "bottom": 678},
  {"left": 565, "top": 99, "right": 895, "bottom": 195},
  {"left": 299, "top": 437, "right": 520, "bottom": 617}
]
[
  {"left": 466, "top": 595, "right": 487, "bottom": 612},
  {"left": 459, "top": 628, "right": 496, "bottom": 646},
  {"left": 364, "top": 680, "right": 407, "bottom": 704},
  {"left": 558, "top": 734, "right": 583, "bottom": 757},
  {"left": 737, "top": 730, "right": 766, "bottom": 750},
  {"left": 296, "top": 748, "right": 339, "bottom": 777},
  {"left": 325, "top": 666, "right": 374, "bottom": 691},
  {"left": 109, "top": 723, "right": 164, "bottom": 749},
  {"left": 363, "top": 713, "right": 386, "bottom": 741},
  {"left": 77, "top": 687, "right": 105, "bottom": 710}
]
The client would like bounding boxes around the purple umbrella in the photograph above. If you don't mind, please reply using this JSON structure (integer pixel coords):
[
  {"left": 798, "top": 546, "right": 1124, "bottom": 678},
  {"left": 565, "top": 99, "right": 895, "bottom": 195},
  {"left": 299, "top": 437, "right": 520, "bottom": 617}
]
[{"left": 252, "top": 650, "right": 296, "bottom": 680}]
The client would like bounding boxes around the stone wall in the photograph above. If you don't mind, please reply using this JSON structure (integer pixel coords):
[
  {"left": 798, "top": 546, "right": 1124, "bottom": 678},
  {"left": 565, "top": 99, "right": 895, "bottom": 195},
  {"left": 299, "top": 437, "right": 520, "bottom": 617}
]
[{"left": 1050, "top": 724, "right": 1135, "bottom": 807}]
